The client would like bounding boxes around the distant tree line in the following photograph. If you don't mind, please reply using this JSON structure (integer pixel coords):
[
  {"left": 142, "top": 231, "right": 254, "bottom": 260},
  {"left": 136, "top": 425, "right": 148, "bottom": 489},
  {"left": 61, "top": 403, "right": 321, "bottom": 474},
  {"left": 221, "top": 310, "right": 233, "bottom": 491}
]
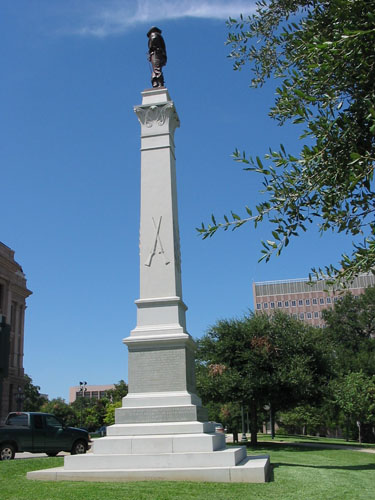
[
  {"left": 196, "top": 287, "right": 375, "bottom": 444},
  {"left": 22, "top": 378, "right": 128, "bottom": 431}
]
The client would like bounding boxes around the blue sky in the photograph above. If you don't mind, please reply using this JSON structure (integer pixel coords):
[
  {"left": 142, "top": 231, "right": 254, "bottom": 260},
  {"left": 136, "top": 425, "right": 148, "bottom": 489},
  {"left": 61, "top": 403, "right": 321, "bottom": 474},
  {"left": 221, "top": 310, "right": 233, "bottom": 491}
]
[{"left": 1, "top": 0, "right": 355, "bottom": 401}]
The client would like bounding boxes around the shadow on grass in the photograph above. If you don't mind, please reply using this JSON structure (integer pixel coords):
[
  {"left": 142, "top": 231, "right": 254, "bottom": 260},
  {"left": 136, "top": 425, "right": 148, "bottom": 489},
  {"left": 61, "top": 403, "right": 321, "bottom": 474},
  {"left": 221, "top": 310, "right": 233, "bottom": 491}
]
[
  {"left": 243, "top": 443, "right": 328, "bottom": 453},
  {"left": 273, "top": 462, "right": 375, "bottom": 471}
]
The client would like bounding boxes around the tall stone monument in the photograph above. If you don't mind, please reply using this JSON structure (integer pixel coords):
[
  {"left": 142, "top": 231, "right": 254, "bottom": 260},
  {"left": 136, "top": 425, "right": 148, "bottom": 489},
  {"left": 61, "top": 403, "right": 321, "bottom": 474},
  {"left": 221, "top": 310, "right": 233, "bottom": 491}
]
[{"left": 28, "top": 36, "right": 269, "bottom": 482}]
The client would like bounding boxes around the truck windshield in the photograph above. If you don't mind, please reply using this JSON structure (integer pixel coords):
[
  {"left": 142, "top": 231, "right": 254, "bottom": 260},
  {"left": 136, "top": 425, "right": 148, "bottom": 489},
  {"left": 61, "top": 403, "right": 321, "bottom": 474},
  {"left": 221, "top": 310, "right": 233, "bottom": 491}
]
[{"left": 6, "top": 413, "right": 29, "bottom": 426}]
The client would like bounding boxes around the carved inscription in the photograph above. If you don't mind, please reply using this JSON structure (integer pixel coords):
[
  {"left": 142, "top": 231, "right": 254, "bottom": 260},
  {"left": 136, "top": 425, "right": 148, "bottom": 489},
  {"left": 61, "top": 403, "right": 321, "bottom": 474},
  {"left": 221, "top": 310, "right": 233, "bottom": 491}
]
[{"left": 117, "top": 407, "right": 200, "bottom": 424}]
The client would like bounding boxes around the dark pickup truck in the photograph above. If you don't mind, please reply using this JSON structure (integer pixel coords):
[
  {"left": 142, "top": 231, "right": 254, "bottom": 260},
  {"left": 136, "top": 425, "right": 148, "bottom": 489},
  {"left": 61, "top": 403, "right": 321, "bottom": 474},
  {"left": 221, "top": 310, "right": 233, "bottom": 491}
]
[{"left": 0, "top": 412, "right": 90, "bottom": 460}]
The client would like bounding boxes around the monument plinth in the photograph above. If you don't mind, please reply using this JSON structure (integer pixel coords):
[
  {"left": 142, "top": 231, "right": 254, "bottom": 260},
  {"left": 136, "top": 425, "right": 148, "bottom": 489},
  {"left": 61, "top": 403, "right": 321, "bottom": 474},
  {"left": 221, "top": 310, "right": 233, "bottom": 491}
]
[{"left": 27, "top": 88, "right": 270, "bottom": 483}]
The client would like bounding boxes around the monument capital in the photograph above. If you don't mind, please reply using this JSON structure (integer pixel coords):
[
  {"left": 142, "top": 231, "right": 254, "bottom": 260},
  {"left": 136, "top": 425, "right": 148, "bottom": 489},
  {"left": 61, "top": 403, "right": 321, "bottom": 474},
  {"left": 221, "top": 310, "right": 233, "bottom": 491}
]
[{"left": 135, "top": 102, "right": 179, "bottom": 129}]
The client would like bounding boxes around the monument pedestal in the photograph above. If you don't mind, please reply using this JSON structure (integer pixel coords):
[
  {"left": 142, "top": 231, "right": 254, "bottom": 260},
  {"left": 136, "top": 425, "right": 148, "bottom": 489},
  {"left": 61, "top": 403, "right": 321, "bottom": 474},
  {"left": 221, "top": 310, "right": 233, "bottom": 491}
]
[
  {"left": 28, "top": 419, "right": 269, "bottom": 483},
  {"left": 27, "top": 88, "right": 270, "bottom": 483}
]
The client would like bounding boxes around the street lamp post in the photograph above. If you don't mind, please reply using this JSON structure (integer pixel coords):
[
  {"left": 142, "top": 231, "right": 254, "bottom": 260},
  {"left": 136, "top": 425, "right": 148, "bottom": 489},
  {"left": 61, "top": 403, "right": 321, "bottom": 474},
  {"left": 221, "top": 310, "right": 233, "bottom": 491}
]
[
  {"left": 79, "top": 381, "right": 87, "bottom": 428},
  {"left": 15, "top": 385, "right": 25, "bottom": 412}
]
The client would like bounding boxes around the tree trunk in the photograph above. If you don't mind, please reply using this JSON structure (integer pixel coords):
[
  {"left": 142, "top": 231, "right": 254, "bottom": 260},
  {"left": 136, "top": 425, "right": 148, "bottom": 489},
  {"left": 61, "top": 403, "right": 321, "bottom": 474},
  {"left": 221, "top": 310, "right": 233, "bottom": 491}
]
[
  {"left": 345, "top": 418, "right": 350, "bottom": 442},
  {"left": 358, "top": 421, "right": 362, "bottom": 444},
  {"left": 250, "top": 399, "right": 258, "bottom": 446},
  {"left": 270, "top": 405, "right": 275, "bottom": 439}
]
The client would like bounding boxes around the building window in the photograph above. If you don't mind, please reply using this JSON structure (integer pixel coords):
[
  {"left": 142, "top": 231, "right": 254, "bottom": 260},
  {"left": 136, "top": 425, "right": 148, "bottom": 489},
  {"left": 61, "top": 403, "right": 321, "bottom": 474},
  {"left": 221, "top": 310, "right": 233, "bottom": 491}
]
[
  {"left": 305, "top": 299, "right": 310, "bottom": 306},
  {"left": 91, "top": 391, "right": 99, "bottom": 399},
  {"left": 320, "top": 298, "right": 324, "bottom": 304},
  {"left": 263, "top": 303, "right": 268, "bottom": 309},
  {"left": 326, "top": 297, "right": 331, "bottom": 304},
  {"left": 277, "top": 301, "right": 282, "bottom": 308},
  {"left": 312, "top": 298, "right": 318, "bottom": 305},
  {"left": 292, "top": 314, "right": 297, "bottom": 319},
  {"left": 334, "top": 297, "right": 338, "bottom": 302},
  {"left": 298, "top": 300, "right": 303, "bottom": 306},
  {"left": 284, "top": 301, "right": 289, "bottom": 307},
  {"left": 256, "top": 303, "right": 261, "bottom": 310},
  {"left": 270, "top": 302, "right": 275, "bottom": 309},
  {"left": 307, "top": 312, "right": 312, "bottom": 319},
  {"left": 299, "top": 313, "right": 304, "bottom": 320},
  {"left": 291, "top": 300, "right": 296, "bottom": 307},
  {"left": 314, "top": 312, "right": 319, "bottom": 318}
]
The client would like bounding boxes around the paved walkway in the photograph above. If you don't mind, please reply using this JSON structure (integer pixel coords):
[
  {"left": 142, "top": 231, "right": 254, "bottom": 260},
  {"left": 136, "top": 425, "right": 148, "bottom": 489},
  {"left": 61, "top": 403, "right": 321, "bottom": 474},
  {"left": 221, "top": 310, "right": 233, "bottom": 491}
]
[
  {"left": 269, "top": 440, "right": 375, "bottom": 453},
  {"left": 226, "top": 435, "right": 375, "bottom": 453},
  {"left": 15, "top": 451, "right": 69, "bottom": 459}
]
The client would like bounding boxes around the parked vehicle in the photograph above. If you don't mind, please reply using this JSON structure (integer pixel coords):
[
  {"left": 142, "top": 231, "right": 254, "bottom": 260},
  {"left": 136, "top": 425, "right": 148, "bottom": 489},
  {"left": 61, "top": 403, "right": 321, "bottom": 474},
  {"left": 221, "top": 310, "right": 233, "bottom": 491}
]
[
  {"left": 210, "top": 422, "right": 225, "bottom": 433},
  {"left": 0, "top": 412, "right": 90, "bottom": 460},
  {"left": 98, "top": 426, "right": 107, "bottom": 437},
  {"left": 90, "top": 426, "right": 107, "bottom": 438}
]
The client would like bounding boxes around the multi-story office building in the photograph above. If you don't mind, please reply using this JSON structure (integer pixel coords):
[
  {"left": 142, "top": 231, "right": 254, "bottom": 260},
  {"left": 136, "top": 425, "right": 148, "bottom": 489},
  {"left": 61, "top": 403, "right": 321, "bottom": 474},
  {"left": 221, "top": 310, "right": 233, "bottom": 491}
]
[
  {"left": 69, "top": 384, "right": 116, "bottom": 404},
  {"left": 253, "top": 273, "right": 375, "bottom": 327},
  {"left": 0, "top": 242, "right": 32, "bottom": 423}
]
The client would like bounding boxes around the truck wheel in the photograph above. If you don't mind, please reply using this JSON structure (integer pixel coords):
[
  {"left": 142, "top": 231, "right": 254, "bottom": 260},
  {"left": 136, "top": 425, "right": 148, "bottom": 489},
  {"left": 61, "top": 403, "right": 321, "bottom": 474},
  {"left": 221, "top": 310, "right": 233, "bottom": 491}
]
[
  {"left": 0, "top": 443, "right": 16, "bottom": 460},
  {"left": 71, "top": 440, "right": 86, "bottom": 455}
]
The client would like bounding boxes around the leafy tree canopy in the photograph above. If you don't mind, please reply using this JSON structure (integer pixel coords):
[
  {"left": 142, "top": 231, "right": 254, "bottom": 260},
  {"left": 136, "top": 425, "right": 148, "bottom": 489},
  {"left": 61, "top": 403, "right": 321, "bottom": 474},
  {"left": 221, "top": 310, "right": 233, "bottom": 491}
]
[
  {"left": 198, "top": 0, "right": 375, "bottom": 284},
  {"left": 22, "top": 374, "right": 47, "bottom": 412},
  {"left": 332, "top": 371, "right": 375, "bottom": 443},
  {"left": 40, "top": 398, "right": 78, "bottom": 427},
  {"left": 323, "top": 286, "right": 375, "bottom": 374},
  {"left": 104, "top": 401, "right": 122, "bottom": 426},
  {"left": 196, "top": 312, "right": 333, "bottom": 442},
  {"left": 105, "top": 380, "right": 128, "bottom": 403}
]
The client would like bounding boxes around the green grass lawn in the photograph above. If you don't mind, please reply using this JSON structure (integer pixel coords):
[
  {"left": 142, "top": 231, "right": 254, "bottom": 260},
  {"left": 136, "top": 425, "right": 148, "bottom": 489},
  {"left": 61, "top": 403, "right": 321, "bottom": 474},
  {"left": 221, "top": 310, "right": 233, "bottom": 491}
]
[{"left": 1, "top": 443, "right": 374, "bottom": 500}]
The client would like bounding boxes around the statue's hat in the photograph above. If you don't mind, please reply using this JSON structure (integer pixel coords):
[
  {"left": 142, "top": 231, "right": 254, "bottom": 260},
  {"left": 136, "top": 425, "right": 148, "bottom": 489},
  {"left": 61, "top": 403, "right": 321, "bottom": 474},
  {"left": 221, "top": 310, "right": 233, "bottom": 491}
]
[{"left": 147, "top": 26, "right": 162, "bottom": 37}]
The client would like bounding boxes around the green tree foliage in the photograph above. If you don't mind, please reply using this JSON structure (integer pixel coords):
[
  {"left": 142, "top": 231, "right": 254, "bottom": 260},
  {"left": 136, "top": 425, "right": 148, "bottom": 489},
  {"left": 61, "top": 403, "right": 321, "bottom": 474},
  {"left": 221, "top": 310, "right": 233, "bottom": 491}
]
[
  {"left": 323, "top": 287, "right": 375, "bottom": 375},
  {"left": 278, "top": 403, "right": 335, "bottom": 436},
  {"left": 196, "top": 312, "right": 332, "bottom": 444},
  {"left": 219, "top": 403, "right": 242, "bottom": 442},
  {"left": 198, "top": 0, "right": 375, "bottom": 284},
  {"left": 71, "top": 397, "right": 109, "bottom": 431},
  {"left": 40, "top": 398, "right": 78, "bottom": 427},
  {"left": 22, "top": 374, "right": 48, "bottom": 412},
  {"left": 104, "top": 401, "right": 122, "bottom": 426},
  {"left": 332, "top": 371, "right": 375, "bottom": 443},
  {"left": 105, "top": 380, "right": 128, "bottom": 403}
]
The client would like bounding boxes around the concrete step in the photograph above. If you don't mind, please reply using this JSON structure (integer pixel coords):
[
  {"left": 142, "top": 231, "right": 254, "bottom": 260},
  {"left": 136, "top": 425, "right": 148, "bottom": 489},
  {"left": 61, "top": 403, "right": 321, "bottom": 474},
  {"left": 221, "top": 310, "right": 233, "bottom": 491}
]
[
  {"left": 107, "top": 421, "right": 215, "bottom": 436},
  {"left": 64, "top": 447, "right": 247, "bottom": 470},
  {"left": 27, "top": 455, "right": 271, "bottom": 483},
  {"left": 93, "top": 433, "right": 226, "bottom": 454}
]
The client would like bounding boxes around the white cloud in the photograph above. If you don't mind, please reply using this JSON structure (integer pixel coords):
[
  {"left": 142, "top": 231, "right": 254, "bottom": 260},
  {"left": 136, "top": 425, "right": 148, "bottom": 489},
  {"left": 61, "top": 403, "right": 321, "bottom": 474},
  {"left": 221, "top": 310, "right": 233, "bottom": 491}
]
[{"left": 72, "top": 0, "right": 256, "bottom": 37}]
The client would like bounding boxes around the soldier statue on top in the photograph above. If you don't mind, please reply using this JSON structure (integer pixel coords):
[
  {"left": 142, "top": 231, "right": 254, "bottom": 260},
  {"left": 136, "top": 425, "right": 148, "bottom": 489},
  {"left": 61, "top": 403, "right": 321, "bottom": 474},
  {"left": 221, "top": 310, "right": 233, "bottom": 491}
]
[{"left": 147, "top": 26, "right": 167, "bottom": 88}]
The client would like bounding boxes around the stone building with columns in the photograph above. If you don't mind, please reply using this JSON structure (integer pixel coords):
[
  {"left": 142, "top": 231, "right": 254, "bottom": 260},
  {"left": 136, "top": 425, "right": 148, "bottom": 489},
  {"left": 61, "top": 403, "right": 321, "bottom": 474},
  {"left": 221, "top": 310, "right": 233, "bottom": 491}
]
[{"left": 0, "top": 242, "right": 32, "bottom": 423}]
